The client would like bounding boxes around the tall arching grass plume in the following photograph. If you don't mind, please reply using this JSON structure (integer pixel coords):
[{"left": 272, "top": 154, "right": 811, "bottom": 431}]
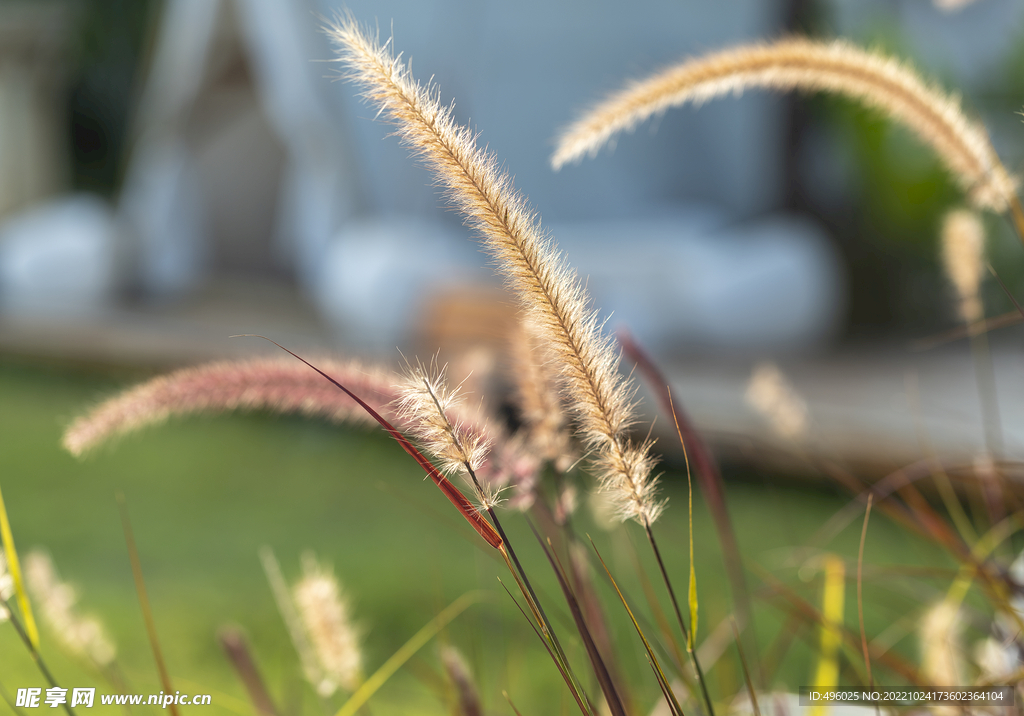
[
  {"left": 62, "top": 358, "right": 398, "bottom": 457},
  {"left": 552, "top": 38, "right": 1018, "bottom": 214},
  {"left": 328, "top": 17, "right": 662, "bottom": 526}
]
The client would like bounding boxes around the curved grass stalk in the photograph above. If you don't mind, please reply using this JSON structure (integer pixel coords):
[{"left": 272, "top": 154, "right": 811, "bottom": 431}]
[{"left": 552, "top": 38, "right": 1018, "bottom": 216}]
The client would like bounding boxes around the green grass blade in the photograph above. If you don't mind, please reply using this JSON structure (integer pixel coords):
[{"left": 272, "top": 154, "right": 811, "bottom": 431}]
[
  {"left": 334, "top": 591, "right": 485, "bottom": 716},
  {"left": 590, "top": 537, "right": 685, "bottom": 716},
  {"left": 0, "top": 481, "right": 39, "bottom": 648}
]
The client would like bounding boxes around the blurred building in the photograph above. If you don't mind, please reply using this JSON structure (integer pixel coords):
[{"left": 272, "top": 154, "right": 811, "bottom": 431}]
[{"left": 0, "top": 0, "right": 1022, "bottom": 356}]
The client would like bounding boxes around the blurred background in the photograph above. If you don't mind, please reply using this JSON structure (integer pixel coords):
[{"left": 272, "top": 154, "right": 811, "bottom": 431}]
[
  {"left": 2, "top": 0, "right": 1024, "bottom": 467},
  {"left": 2, "top": 1, "right": 1024, "bottom": 712}
]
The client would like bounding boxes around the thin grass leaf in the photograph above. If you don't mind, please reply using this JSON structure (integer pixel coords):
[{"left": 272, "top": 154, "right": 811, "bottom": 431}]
[
  {"left": 334, "top": 591, "right": 485, "bottom": 716},
  {"left": 502, "top": 690, "right": 527, "bottom": 716},
  {"left": 754, "top": 565, "right": 927, "bottom": 686},
  {"left": 1, "top": 599, "right": 75, "bottom": 716},
  {"left": 629, "top": 537, "right": 686, "bottom": 674},
  {"left": 529, "top": 525, "right": 627, "bottom": 716},
  {"left": 590, "top": 537, "right": 686, "bottom": 716},
  {"left": 810, "top": 555, "right": 844, "bottom": 716},
  {"left": 0, "top": 676, "right": 27, "bottom": 716},
  {"left": 0, "top": 481, "right": 38, "bottom": 648},
  {"left": 258, "top": 547, "right": 324, "bottom": 697},
  {"left": 499, "top": 579, "right": 595, "bottom": 716},
  {"left": 622, "top": 333, "right": 757, "bottom": 679},
  {"left": 945, "top": 511, "right": 1024, "bottom": 609},
  {"left": 117, "top": 493, "right": 180, "bottom": 716},
  {"left": 239, "top": 336, "right": 502, "bottom": 550},
  {"left": 988, "top": 262, "right": 1024, "bottom": 320},
  {"left": 857, "top": 495, "right": 874, "bottom": 690},
  {"left": 667, "top": 390, "right": 699, "bottom": 653},
  {"left": 643, "top": 523, "right": 715, "bottom": 716},
  {"left": 731, "top": 619, "right": 760, "bottom": 716}
]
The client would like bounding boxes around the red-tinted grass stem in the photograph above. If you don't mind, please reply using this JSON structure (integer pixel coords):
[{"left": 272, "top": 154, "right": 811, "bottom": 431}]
[{"left": 235, "top": 336, "right": 502, "bottom": 550}]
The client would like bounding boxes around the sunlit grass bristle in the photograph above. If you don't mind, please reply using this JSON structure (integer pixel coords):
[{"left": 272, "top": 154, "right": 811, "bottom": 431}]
[
  {"left": 731, "top": 618, "right": 760, "bottom": 716},
  {"left": 552, "top": 37, "right": 1017, "bottom": 215},
  {"left": 328, "top": 17, "right": 663, "bottom": 527},
  {"left": 244, "top": 337, "right": 504, "bottom": 550},
  {"left": 508, "top": 317, "right": 574, "bottom": 472},
  {"left": 62, "top": 357, "right": 399, "bottom": 457},
  {"left": 395, "top": 360, "right": 501, "bottom": 511}
]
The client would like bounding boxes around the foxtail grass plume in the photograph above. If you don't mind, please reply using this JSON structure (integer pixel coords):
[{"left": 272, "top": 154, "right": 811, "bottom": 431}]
[
  {"left": 396, "top": 362, "right": 502, "bottom": 510},
  {"left": 293, "top": 553, "right": 363, "bottom": 697},
  {"left": 552, "top": 38, "right": 1016, "bottom": 212},
  {"left": 330, "top": 18, "right": 663, "bottom": 525},
  {"left": 63, "top": 357, "right": 399, "bottom": 456},
  {"left": 0, "top": 549, "right": 13, "bottom": 622},
  {"left": 745, "top": 362, "right": 808, "bottom": 441},
  {"left": 941, "top": 208, "right": 986, "bottom": 325},
  {"left": 508, "top": 317, "right": 575, "bottom": 473},
  {"left": 25, "top": 550, "right": 116, "bottom": 669}
]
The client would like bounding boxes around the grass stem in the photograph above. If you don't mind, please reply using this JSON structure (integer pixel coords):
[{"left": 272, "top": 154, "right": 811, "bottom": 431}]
[
  {"left": 644, "top": 522, "right": 715, "bottom": 716},
  {"left": 117, "top": 493, "right": 180, "bottom": 716}
]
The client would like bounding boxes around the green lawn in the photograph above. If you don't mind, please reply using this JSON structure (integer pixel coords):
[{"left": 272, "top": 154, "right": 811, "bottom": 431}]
[{"left": 0, "top": 356, "right": 959, "bottom": 715}]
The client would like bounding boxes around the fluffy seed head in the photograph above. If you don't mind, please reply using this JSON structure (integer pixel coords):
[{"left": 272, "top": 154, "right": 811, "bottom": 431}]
[
  {"left": 329, "top": 17, "right": 662, "bottom": 524},
  {"left": 25, "top": 550, "right": 116, "bottom": 668},
  {"left": 553, "top": 37, "right": 1016, "bottom": 212},
  {"left": 394, "top": 362, "right": 505, "bottom": 511},
  {"left": 293, "top": 553, "right": 363, "bottom": 696},
  {"left": 63, "top": 357, "right": 399, "bottom": 457},
  {"left": 746, "top": 362, "right": 808, "bottom": 441},
  {"left": 508, "top": 317, "right": 575, "bottom": 472},
  {"left": 941, "top": 208, "right": 986, "bottom": 324},
  {"left": 395, "top": 362, "right": 491, "bottom": 477}
]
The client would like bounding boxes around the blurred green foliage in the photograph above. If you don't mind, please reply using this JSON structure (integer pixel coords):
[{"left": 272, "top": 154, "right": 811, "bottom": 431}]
[{"left": 0, "top": 357, "right": 961, "bottom": 713}]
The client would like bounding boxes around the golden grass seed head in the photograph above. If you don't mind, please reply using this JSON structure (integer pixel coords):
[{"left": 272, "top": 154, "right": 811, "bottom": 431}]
[{"left": 293, "top": 553, "right": 363, "bottom": 696}]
